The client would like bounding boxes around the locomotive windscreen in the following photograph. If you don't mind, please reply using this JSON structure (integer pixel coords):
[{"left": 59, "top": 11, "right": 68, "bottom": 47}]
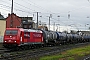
[{"left": 5, "top": 30, "right": 18, "bottom": 35}]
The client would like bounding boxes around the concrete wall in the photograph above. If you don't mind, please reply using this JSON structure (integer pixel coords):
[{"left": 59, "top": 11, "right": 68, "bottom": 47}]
[
  {"left": 0, "top": 20, "right": 6, "bottom": 36},
  {"left": 6, "top": 13, "right": 21, "bottom": 28}
]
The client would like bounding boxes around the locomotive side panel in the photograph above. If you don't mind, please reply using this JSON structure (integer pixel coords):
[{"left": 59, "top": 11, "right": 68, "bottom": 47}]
[
  {"left": 29, "top": 32, "right": 43, "bottom": 43},
  {"left": 22, "top": 29, "right": 44, "bottom": 45}
]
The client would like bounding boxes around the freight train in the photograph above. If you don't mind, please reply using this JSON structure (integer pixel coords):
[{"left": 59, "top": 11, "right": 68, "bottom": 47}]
[{"left": 3, "top": 28, "right": 90, "bottom": 49}]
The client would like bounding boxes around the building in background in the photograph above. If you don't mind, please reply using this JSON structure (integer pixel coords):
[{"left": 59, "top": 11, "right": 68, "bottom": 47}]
[
  {"left": 20, "top": 17, "right": 35, "bottom": 29},
  {"left": 6, "top": 13, "right": 35, "bottom": 29},
  {"left": 38, "top": 21, "right": 48, "bottom": 30},
  {"left": 6, "top": 13, "right": 21, "bottom": 28},
  {"left": 0, "top": 13, "right": 6, "bottom": 36}
]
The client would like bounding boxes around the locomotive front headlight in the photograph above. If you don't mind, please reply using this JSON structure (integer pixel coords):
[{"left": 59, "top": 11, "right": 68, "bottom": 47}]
[
  {"left": 5, "top": 41, "right": 7, "bottom": 42},
  {"left": 14, "top": 41, "right": 16, "bottom": 42}
]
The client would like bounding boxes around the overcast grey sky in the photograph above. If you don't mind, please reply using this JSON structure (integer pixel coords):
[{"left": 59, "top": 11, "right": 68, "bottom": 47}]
[{"left": 0, "top": 0, "right": 90, "bottom": 31}]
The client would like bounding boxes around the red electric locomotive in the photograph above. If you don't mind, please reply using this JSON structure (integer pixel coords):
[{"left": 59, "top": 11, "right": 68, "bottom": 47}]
[{"left": 3, "top": 28, "right": 43, "bottom": 49}]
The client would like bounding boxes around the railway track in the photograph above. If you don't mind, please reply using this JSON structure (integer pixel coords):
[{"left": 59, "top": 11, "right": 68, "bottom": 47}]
[{"left": 0, "top": 42, "right": 89, "bottom": 60}]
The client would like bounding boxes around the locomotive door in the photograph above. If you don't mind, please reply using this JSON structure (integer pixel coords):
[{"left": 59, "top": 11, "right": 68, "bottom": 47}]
[{"left": 24, "top": 32, "right": 30, "bottom": 43}]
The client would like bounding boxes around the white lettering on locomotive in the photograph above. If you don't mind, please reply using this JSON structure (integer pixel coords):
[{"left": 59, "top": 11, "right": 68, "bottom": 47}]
[{"left": 33, "top": 34, "right": 41, "bottom": 37}]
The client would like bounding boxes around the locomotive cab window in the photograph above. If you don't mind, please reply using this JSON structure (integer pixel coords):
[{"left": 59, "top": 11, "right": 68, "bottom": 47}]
[{"left": 5, "top": 30, "right": 18, "bottom": 35}]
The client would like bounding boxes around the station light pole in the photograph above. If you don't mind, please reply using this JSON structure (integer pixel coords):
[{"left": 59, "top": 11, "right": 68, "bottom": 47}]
[
  {"left": 48, "top": 14, "right": 52, "bottom": 31},
  {"left": 57, "top": 15, "right": 60, "bottom": 31}
]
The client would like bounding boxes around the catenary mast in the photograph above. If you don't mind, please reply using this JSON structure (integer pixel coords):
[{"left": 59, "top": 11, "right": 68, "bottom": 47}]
[{"left": 10, "top": 0, "right": 13, "bottom": 28}]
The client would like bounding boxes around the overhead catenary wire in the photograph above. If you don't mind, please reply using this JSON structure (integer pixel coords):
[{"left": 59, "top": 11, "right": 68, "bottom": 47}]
[
  {"left": 2, "top": 0, "right": 37, "bottom": 16},
  {"left": 0, "top": 0, "right": 90, "bottom": 31},
  {"left": 1, "top": 0, "right": 35, "bottom": 14},
  {"left": 0, "top": 4, "right": 34, "bottom": 16},
  {"left": 21, "top": 0, "right": 54, "bottom": 13},
  {"left": 14, "top": 2, "right": 36, "bottom": 12}
]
